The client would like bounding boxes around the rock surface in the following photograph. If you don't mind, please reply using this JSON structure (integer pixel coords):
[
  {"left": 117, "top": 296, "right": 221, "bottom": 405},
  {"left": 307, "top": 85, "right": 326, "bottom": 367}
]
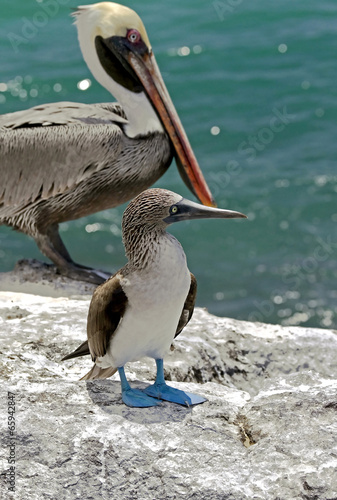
[
  {"left": 0, "top": 259, "right": 96, "bottom": 298},
  {"left": 0, "top": 275, "right": 337, "bottom": 499}
]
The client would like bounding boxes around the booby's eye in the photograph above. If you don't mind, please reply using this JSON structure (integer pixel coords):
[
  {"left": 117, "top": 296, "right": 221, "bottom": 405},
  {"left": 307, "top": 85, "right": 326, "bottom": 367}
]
[
  {"left": 127, "top": 29, "right": 141, "bottom": 44},
  {"left": 170, "top": 205, "right": 178, "bottom": 214}
]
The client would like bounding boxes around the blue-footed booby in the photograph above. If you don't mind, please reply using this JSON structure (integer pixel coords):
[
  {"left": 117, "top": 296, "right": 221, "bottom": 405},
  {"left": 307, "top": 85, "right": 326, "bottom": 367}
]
[
  {"left": 62, "top": 188, "right": 246, "bottom": 407},
  {"left": 0, "top": 2, "right": 215, "bottom": 284}
]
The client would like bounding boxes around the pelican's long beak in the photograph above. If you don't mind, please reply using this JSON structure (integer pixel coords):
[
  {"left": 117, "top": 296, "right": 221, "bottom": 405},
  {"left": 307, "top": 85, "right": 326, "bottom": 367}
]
[
  {"left": 95, "top": 32, "right": 216, "bottom": 207},
  {"left": 128, "top": 51, "right": 216, "bottom": 207},
  {"left": 163, "top": 198, "right": 247, "bottom": 224}
]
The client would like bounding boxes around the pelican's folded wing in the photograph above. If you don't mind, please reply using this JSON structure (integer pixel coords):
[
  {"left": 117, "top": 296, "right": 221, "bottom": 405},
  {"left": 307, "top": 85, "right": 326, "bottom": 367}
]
[{"left": 0, "top": 102, "right": 127, "bottom": 208}]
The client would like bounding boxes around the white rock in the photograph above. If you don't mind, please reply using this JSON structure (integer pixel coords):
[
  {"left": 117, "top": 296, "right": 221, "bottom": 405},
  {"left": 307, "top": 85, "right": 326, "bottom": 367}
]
[{"left": 0, "top": 271, "right": 337, "bottom": 499}]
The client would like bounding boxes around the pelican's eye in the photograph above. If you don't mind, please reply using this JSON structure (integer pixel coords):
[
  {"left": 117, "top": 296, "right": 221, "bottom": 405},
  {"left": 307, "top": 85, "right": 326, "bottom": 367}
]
[
  {"left": 127, "top": 29, "right": 141, "bottom": 44},
  {"left": 170, "top": 205, "right": 178, "bottom": 214}
]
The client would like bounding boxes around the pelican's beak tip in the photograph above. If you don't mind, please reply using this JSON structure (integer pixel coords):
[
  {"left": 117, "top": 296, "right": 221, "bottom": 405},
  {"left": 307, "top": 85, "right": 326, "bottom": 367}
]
[{"left": 203, "top": 197, "right": 217, "bottom": 208}]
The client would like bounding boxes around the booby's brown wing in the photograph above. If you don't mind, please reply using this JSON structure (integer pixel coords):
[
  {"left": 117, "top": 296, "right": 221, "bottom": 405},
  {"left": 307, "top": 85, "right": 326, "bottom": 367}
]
[
  {"left": 61, "top": 271, "right": 127, "bottom": 362},
  {"left": 174, "top": 273, "right": 197, "bottom": 338},
  {"left": 86, "top": 272, "right": 128, "bottom": 360},
  {"left": 0, "top": 102, "right": 127, "bottom": 208}
]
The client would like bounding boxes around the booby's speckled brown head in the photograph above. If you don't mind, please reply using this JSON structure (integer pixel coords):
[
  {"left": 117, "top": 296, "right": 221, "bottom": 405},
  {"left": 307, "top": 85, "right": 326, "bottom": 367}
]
[
  {"left": 122, "top": 189, "right": 182, "bottom": 233},
  {"left": 121, "top": 188, "right": 183, "bottom": 267}
]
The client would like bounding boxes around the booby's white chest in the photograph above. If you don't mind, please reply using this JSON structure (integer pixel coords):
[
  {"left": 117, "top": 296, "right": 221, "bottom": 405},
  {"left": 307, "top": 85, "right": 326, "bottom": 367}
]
[{"left": 97, "top": 234, "right": 191, "bottom": 369}]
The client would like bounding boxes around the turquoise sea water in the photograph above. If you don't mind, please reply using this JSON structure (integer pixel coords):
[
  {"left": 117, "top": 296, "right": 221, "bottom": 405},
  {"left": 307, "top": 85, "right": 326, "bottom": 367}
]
[{"left": 0, "top": 0, "right": 336, "bottom": 329}]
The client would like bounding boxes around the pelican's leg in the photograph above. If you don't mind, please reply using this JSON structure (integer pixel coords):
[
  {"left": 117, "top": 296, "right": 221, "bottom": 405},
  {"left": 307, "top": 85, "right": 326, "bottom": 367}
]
[
  {"left": 144, "top": 359, "right": 207, "bottom": 406},
  {"left": 118, "top": 367, "right": 161, "bottom": 408},
  {"left": 34, "top": 224, "right": 110, "bottom": 284}
]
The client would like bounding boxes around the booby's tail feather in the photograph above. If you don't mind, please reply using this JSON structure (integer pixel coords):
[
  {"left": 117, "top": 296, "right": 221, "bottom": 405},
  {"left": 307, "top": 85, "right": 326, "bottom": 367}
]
[
  {"left": 61, "top": 340, "right": 90, "bottom": 361},
  {"left": 80, "top": 364, "right": 117, "bottom": 381}
]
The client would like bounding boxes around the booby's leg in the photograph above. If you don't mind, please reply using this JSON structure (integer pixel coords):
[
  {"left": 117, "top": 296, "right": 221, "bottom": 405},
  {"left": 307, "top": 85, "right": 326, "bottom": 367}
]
[
  {"left": 34, "top": 224, "right": 110, "bottom": 284},
  {"left": 144, "top": 359, "right": 207, "bottom": 406},
  {"left": 118, "top": 367, "right": 161, "bottom": 408}
]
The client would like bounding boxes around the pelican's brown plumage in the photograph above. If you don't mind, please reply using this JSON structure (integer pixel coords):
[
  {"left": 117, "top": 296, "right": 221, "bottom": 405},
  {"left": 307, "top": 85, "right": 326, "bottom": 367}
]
[{"left": 0, "top": 2, "right": 215, "bottom": 283}]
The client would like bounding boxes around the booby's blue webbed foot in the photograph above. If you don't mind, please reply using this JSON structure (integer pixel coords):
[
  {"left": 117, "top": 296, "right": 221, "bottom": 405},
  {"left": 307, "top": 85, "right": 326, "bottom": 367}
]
[
  {"left": 144, "top": 382, "right": 207, "bottom": 406},
  {"left": 122, "top": 388, "right": 162, "bottom": 408},
  {"left": 118, "top": 366, "right": 162, "bottom": 407},
  {"left": 143, "top": 359, "right": 207, "bottom": 407}
]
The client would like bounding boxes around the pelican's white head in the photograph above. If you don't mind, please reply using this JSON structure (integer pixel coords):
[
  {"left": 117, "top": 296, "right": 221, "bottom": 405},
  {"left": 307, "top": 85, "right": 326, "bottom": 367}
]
[
  {"left": 73, "top": 2, "right": 161, "bottom": 137},
  {"left": 74, "top": 3, "right": 151, "bottom": 50}
]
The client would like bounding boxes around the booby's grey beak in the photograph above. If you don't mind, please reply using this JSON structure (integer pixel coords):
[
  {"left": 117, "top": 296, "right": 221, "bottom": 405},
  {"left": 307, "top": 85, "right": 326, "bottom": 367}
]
[{"left": 164, "top": 198, "right": 247, "bottom": 224}]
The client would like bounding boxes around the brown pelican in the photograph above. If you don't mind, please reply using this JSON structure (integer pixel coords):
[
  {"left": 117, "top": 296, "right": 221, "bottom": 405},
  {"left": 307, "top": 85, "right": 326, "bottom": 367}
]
[
  {"left": 62, "top": 188, "right": 246, "bottom": 407},
  {"left": 0, "top": 2, "right": 215, "bottom": 284}
]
